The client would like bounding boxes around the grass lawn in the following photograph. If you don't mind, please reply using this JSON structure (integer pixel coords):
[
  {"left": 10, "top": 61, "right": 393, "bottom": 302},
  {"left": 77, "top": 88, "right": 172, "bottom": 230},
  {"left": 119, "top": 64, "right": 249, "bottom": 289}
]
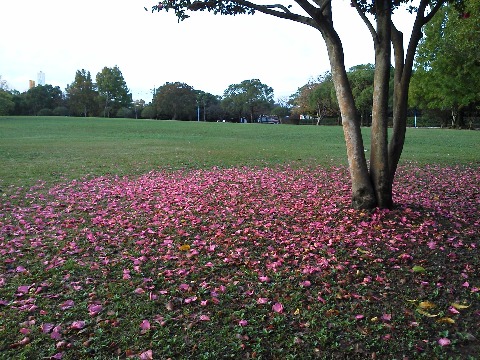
[
  {"left": 0, "top": 116, "right": 478, "bottom": 188},
  {"left": 0, "top": 117, "right": 479, "bottom": 359}
]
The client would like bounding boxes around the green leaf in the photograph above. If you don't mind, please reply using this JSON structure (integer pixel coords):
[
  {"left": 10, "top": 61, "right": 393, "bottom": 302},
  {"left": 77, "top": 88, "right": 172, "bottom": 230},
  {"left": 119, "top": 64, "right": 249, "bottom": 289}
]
[{"left": 412, "top": 265, "right": 426, "bottom": 273}]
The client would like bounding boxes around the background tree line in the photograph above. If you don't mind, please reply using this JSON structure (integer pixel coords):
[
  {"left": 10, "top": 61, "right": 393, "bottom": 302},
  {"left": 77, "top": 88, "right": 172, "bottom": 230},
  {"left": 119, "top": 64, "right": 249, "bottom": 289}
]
[{"left": 1, "top": 1, "right": 478, "bottom": 127}]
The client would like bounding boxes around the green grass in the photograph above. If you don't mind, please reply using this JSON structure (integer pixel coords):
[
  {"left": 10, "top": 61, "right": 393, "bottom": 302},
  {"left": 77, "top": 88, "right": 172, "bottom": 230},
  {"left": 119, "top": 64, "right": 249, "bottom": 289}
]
[{"left": 1, "top": 116, "right": 478, "bottom": 188}]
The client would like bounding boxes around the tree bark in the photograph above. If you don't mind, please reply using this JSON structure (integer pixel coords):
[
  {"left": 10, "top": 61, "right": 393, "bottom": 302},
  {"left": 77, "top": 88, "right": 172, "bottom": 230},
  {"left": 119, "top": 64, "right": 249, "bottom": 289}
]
[
  {"left": 370, "top": 0, "right": 393, "bottom": 209},
  {"left": 324, "top": 33, "right": 376, "bottom": 209}
]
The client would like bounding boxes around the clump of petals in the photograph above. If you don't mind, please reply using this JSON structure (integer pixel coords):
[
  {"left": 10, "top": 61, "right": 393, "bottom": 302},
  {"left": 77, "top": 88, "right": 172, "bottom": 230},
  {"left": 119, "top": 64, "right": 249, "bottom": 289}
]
[
  {"left": 438, "top": 338, "right": 451, "bottom": 347},
  {"left": 272, "top": 302, "right": 284, "bottom": 313}
]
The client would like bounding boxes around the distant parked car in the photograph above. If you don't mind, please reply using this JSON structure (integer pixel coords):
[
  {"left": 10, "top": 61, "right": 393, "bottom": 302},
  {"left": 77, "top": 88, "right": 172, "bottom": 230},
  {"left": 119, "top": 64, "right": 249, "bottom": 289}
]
[{"left": 257, "top": 115, "right": 280, "bottom": 124}]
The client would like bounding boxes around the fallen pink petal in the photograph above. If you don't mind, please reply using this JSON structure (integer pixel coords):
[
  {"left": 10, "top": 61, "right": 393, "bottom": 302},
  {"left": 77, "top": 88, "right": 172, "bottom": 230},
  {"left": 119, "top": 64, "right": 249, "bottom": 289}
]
[
  {"left": 70, "top": 321, "right": 85, "bottom": 330},
  {"left": 0, "top": 160, "right": 478, "bottom": 357},
  {"left": 88, "top": 304, "right": 103, "bottom": 316},
  {"left": 139, "top": 349, "right": 153, "bottom": 360},
  {"left": 272, "top": 302, "right": 284, "bottom": 313},
  {"left": 140, "top": 319, "right": 151, "bottom": 331},
  {"left": 438, "top": 338, "right": 451, "bottom": 347}
]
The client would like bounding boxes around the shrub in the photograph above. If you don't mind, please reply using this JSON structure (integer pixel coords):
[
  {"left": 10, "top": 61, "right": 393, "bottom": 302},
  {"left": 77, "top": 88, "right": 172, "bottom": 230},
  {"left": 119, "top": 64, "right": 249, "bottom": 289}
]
[
  {"left": 141, "top": 105, "right": 156, "bottom": 119},
  {"left": 53, "top": 106, "right": 69, "bottom": 116},
  {"left": 37, "top": 108, "right": 53, "bottom": 116},
  {"left": 116, "top": 107, "right": 134, "bottom": 118}
]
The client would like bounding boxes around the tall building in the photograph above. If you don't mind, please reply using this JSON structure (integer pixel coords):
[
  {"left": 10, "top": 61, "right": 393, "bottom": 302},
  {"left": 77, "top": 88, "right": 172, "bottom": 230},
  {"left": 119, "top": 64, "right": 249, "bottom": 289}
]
[
  {"left": 29, "top": 80, "right": 36, "bottom": 89},
  {"left": 37, "top": 71, "right": 45, "bottom": 86}
]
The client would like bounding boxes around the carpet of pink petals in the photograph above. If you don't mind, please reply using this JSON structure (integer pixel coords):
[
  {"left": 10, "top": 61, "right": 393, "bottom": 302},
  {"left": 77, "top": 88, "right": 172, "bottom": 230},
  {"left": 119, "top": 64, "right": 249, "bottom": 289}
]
[{"left": 0, "top": 164, "right": 479, "bottom": 358}]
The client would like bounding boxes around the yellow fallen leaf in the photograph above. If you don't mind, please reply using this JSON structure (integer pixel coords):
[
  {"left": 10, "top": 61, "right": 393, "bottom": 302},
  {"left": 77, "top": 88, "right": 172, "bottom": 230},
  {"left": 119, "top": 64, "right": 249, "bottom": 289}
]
[
  {"left": 179, "top": 244, "right": 191, "bottom": 251},
  {"left": 416, "top": 309, "right": 439, "bottom": 317},
  {"left": 294, "top": 308, "right": 300, "bottom": 315},
  {"left": 451, "top": 303, "right": 470, "bottom": 310},
  {"left": 418, "top": 301, "right": 436, "bottom": 309},
  {"left": 437, "top": 317, "right": 455, "bottom": 324}
]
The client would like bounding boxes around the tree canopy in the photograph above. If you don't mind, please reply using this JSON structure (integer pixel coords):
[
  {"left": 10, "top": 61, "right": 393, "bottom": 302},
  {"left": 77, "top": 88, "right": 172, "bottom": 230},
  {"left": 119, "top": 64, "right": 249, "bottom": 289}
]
[
  {"left": 66, "top": 69, "right": 98, "bottom": 117},
  {"left": 154, "top": 82, "right": 197, "bottom": 120},
  {"left": 409, "top": 0, "right": 479, "bottom": 127},
  {"left": 24, "top": 85, "right": 64, "bottom": 116},
  {"left": 222, "top": 79, "right": 274, "bottom": 122},
  {"left": 96, "top": 66, "right": 132, "bottom": 118}
]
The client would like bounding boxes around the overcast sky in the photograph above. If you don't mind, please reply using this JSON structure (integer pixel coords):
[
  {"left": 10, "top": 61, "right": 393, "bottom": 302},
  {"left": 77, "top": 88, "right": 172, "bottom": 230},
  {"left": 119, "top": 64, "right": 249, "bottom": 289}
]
[{"left": 1, "top": 0, "right": 415, "bottom": 101}]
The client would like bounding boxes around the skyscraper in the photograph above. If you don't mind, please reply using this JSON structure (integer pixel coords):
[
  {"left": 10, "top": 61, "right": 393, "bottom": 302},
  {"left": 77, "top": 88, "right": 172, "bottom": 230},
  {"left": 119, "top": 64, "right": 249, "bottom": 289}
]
[{"left": 37, "top": 71, "right": 45, "bottom": 86}]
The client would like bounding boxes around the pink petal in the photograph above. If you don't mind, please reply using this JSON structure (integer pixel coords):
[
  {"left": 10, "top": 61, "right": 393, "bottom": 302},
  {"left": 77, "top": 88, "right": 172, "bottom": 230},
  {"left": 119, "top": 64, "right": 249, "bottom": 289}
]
[
  {"left": 17, "top": 285, "right": 30, "bottom": 294},
  {"left": 300, "top": 280, "right": 311, "bottom": 287},
  {"left": 199, "top": 315, "right": 210, "bottom": 321},
  {"left": 88, "top": 304, "right": 102, "bottom": 316},
  {"left": 51, "top": 331, "right": 62, "bottom": 340},
  {"left": 41, "top": 323, "right": 55, "bottom": 333},
  {"left": 70, "top": 321, "right": 85, "bottom": 330},
  {"left": 381, "top": 313, "right": 392, "bottom": 321},
  {"left": 448, "top": 306, "right": 460, "bottom": 314},
  {"left": 139, "top": 349, "right": 153, "bottom": 360},
  {"left": 272, "top": 302, "right": 284, "bottom": 313},
  {"left": 179, "top": 284, "right": 191, "bottom": 291},
  {"left": 60, "top": 299, "right": 75, "bottom": 310},
  {"left": 438, "top": 338, "right": 451, "bottom": 346},
  {"left": 238, "top": 320, "right": 248, "bottom": 327},
  {"left": 140, "top": 320, "right": 151, "bottom": 331},
  {"left": 256, "top": 297, "right": 268, "bottom": 305}
]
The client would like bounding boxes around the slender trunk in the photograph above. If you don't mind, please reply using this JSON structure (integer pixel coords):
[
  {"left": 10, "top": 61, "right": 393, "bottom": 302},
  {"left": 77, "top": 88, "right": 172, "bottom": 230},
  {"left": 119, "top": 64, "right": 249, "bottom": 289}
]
[
  {"left": 325, "top": 35, "right": 376, "bottom": 209},
  {"left": 370, "top": 0, "right": 393, "bottom": 209},
  {"left": 389, "top": 7, "right": 426, "bottom": 182}
]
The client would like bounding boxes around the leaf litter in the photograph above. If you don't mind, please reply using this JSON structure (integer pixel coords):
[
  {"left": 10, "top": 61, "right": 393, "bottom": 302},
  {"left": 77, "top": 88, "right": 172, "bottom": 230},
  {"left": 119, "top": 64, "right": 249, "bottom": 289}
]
[{"left": 0, "top": 163, "right": 478, "bottom": 358}]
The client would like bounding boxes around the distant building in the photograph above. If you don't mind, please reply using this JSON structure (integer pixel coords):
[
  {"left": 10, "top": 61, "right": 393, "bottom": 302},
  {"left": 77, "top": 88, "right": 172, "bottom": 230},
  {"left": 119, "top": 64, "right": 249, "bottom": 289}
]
[
  {"left": 29, "top": 80, "right": 36, "bottom": 89},
  {"left": 37, "top": 71, "right": 45, "bottom": 86}
]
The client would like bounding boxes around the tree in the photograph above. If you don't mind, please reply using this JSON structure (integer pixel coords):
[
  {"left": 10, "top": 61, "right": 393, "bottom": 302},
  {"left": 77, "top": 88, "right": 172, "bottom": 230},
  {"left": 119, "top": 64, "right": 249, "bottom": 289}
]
[
  {"left": 222, "top": 79, "right": 274, "bottom": 122},
  {"left": 141, "top": 105, "right": 157, "bottom": 119},
  {"left": 151, "top": 0, "right": 455, "bottom": 209},
  {"left": 196, "top": 91, "right": 222, "bottom": 121},
  {"left": 409, "top": 0, "right": 479, "bottom": 128},
  {"left": 96, "top": 66, "right": 132, "bottom": 118},
  {"left": 292, "top": 73, "right": 338, "bottom": 125},
  {"left": 154, "top": 82, "right": 197, "bottom": 120},
  {"left": 25, "top": 85, "right": 64, "bottom": 115},
  {"left": 348, "top": 64, "right": 375, "bottom": 126},
  {"left": 0, "top": 90, "right": 15, "bottom": 115},
  {"left": 271, "top": 97, "right": 292, "bottom": 120},
  {"left": 66, "top": 69, "right": 98, "bottom": 117}
]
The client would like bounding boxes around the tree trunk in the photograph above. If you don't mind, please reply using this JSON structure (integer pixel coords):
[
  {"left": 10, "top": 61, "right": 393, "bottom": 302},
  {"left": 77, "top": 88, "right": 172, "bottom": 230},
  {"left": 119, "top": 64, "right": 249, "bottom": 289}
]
[
  {"left": 324, "top": 34, "right": 376, "bottom": 209},
  {"left": 389, "top": 7, "right": 427, "bottom": 183},
  {"left": 370, "top": 0, "right": 393, "bottom": 209}
]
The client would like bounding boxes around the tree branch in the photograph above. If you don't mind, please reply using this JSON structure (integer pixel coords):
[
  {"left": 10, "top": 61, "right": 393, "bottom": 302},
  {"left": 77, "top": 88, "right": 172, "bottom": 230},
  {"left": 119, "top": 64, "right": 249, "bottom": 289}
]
[
  {"left": 234, "top": 0, "right": 316, "bottom": 27},
  {"left": 351, "top": 0, "right": 376, "bottom": 42},
  {"left": 264, "top": 4, "right": 292, "bottom": 13},
  {"left": 422, "top": 0, "right": 445, "bottom": 24}
]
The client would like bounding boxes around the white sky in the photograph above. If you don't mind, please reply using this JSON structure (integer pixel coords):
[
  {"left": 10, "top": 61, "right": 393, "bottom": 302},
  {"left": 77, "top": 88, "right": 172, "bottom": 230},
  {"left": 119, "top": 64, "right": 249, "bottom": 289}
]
[{"left": 0, "top": 0, "right": 415, "bottom": 101}]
